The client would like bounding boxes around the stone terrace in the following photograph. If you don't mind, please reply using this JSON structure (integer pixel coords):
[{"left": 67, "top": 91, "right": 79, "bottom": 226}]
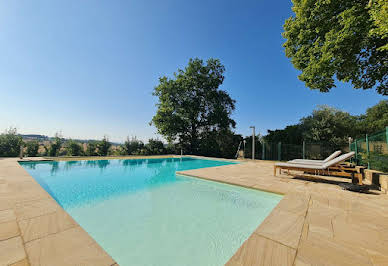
[
  {"left": 177, "top": 160, "right": 388, "bottom": 266},
  {"left": 1, "top": 157, "right": 388, "bottom": 265},
  {"left": 0, "top": 158, "right": 116, "bottom": 266}
]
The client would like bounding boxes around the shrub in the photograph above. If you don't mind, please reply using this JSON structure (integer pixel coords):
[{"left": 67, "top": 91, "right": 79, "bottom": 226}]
[
  {"left": 66, "top": 140, "right": 83, "bottom": 156},
  {"left": 26, "top": 140, "right": 39, "bottom": 157},
  {"left": 97, "top": 136, "right": 111, "bottom": 156},
  {"left": 48, "top": 134, "right": 63, "bottom": 157},
  {"left": 122, "top": 137, "right": 144, "bottom": 155},
  {"left": 86, "top": 141, "right": 98, "bottom": 156},
  {"left": 146, "top": 139, "right": 165, "bottom": 155},
  {"left": 360, "top": 152, "right": 388, "bottom": 173},
  {"left": 0, "top": 128, "right": 23, "bottom": 157}
]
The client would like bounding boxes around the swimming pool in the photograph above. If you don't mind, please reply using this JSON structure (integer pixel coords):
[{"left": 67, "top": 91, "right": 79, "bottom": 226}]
[{"left": 20, "top": 157, "right": 282, "bottom": 266}]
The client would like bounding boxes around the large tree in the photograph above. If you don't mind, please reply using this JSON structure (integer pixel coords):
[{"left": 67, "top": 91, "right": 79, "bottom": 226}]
[
  {"left": 151, "top": 58, "right": 236, "bottom": 154},
  {"left": 300, "top": 106, "right": 358, "bottom": 146},
  {"left": 283, "top": 0, "right": 388, "bottom": 95},
  {"left": 357, "top": 100, "right": 388, "bottom": 134}
]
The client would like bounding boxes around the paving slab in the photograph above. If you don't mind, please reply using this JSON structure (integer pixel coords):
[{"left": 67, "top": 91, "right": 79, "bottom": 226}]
[
  {"left": 255, "top": 209, "right": 305, "bottom": 249},
  {"left": 0, "top": 237, "right": 27, "bottom": 266},
  {"left": 25, "top": 226, "right": 115, "bottom": 266},
  {"left": 0, "top": 220, "right": 20, "bottom": 241},
  {"left": 18, "top": 210, "right": 78, "bottom": 243},
  {"left": 226, "top": 233, "right": 296, "bottom": 266}
]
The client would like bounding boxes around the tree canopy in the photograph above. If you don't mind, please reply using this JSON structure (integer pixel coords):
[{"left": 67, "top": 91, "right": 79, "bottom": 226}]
[
  {"left": 26, "top": 140, "right": 39, "bottom": 157},
  {"left": 0, "top": 128, "right": 23, "bottom": 157},
  {"left": 283, "top": 0, "right": 388, "bottom": 95},
  {"left": 97, "top": 136, "right": 111, "bottom": 156},
  {"left": 151, "top": 58, "right": 236, "bottom": 154},
  {"left": 264, "top": 100, "right": 388, "bottom": 147}
]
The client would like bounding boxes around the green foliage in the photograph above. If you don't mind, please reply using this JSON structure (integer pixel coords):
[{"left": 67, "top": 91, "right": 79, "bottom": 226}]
[
  {"left": 85, "top": 141, "right": 98, "bottom": 156},
  {"left": 97, "top": 136, "right": 111, "bottom": 156},
  {"left": 357, "top": 100, "right": 388, "bottom": 135},
  {"left": 369, "top": 0, "right": 388, "bottom": 51},
  {"left": 360, "top": 152, "right": 388, "bottom": 173},
  {"left": 243, "top": 134, "right": 262, "bottom": 159},
  {"left": 300, "top": 106, "right": 358, "bottom": 147},
  {"left": 264, "top": 105, "right": 372, "bottom": 148},
  {"left": 0, "top": 128, "right": 23, "bottom": 157},
  {"left": 265, "top": 125, "right": 303, "bottom": 144},
  {"left": 122, "top": 137, "right": 144, "bottom": 155},
  {"left": 151, "top": 58, "right": 236, "bottom": 154},
  {"left": 145, "top": 139, "right": 166, "bottom": 155},
  {"left": 283, "top": 0, "right": 387, "bottom": 95},
  {"left": 26, "top": 140, "right": 39, "bottom": 157},
  {"left": 66, "top": 140, "right": 83, "bottom": 156},
  {"left": 198, "top": 130, "right": 243, "bottom": 159},
  {"left": 48, "top": 134, "right": 63, "bottom": 157}
]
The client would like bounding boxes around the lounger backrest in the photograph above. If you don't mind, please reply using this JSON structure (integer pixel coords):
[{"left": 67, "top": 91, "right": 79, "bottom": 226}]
[
  {"left": 322, "top": 152, "right": 355, "bottom": 168},
  {"left": 323, "top": 150, "right": 342, "bottom": 162}
]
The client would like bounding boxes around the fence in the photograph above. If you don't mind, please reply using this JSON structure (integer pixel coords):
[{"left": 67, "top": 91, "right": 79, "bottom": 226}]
[
  {"left": 350, "top": 127, "right": 388, "bottom": 172},
  {"left": 243, "top": 141, "right": 345, "bottom": 161}
]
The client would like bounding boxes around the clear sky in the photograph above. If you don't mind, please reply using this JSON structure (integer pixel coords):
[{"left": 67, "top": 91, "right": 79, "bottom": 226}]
[{"left": 0, "top": 0, "right": 386, "bottom": 143}]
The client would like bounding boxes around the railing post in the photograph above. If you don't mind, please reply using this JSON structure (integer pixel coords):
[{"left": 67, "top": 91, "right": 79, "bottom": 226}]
[
  {"left": 302, "top": 141, "right": 306, "bottom": 159},
  {"left": 262, "top": 141, "right": 265, "bottom": 160},
  {"left": 278, "top": 142, "right": 281, "bottom": 161},
  {"left": 366, "top": 134, "right": 370, "bottom": 169}
]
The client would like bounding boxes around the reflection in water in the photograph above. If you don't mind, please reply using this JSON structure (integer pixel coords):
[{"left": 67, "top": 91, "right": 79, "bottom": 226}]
[
  {"left": 64, "top": 161, "right": 82, "bottom": 171},
  {"left": 19, "top": 157, "right": 235, "bottom": 208},
  {"left": 50, "top": 162, "right": 59, "bottom": 175},
  {"left": 97, "top": 160, "right": 110, "bottom": 170}
]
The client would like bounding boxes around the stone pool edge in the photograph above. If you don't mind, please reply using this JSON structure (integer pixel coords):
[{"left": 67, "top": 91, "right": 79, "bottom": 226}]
[{"left": 0, "top": 158, "right": 117, "bottom": 266}]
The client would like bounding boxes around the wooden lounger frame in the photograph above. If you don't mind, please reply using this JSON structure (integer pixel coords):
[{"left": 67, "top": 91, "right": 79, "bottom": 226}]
[{"left": 274, "top": 164, "right": 363, "bottom": 185}]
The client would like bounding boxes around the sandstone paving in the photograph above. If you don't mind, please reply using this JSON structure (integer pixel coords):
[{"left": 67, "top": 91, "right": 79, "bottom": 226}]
[{"left": 2, "top": 157, "right": 388, "bottom": 266}]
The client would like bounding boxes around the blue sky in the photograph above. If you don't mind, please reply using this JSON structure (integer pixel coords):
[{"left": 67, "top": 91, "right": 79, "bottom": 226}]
[{"left": 0, "top": 0, "right": 386, "bottom": 142}]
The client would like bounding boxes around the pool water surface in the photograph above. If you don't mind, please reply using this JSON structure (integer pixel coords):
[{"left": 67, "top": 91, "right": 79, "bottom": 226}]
[{"left": 21, "top": 157, "right": 282, "bottom": 266}]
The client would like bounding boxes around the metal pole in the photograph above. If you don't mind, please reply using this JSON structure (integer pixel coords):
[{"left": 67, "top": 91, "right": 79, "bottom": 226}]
[
  {"left": 366, "top": 134, "right": 370, "bottom": 169},
  {"left": 348, "top": 137, "right": 352, "bottom": 152},
  {"left": 355, "top": 139, "right": 358, "bottom": 163},
  {"left": 386, "top": 126, "right": 388, "bottom": 146},
  {"left": 278, "top": 142, "right": 281, "bottom": 161},
  {"left": 250, "top": 126, "right": 255, "bottom": 160},
  {"left": 243, "top": 140, "right": 246, "bottom": 158},
  {"left": 262, "top": 140, "right": 265, "bottom": 160},
  {"left": 302, "top": 141, "right": 305, "bottom": 159},
  {"left": 19, "top": 143, "right": 24, "bottom": 159}
]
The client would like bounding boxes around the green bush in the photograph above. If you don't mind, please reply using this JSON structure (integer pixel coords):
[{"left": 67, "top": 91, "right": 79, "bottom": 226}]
[
  {"left": 86, "top": 141, "right": 98, "bottom": 156},
  {"left": 97, "top": 136, "right": 111, "bottom": 156},
  {"left": 48, "top": 134, "right": 63, "bottom": 157},
  {"left": 26, "top": 140, "right": 39, "bottom": 157},
  {"left": 66, "top": 140, "right": 83, "bottom": 156},
  {"left": 361, "top": 152, "right": 388, "bottom": 173},
  {"left": 0, "top": 128, "right": 23, "bottom": 157},
  {"left": 145, "top": 139, "right": 166, "bottom": 155},
  {"left": 122, "top": 137, "right": 144, "bottom": 155}
]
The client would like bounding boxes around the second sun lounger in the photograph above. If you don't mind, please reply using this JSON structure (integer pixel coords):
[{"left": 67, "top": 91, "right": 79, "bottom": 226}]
[
  {"left": 274, "top": 152, "right": 362, "bottom": 184},
  {"left": 289, "top": 150, "right": 341, "bottom": 165}
]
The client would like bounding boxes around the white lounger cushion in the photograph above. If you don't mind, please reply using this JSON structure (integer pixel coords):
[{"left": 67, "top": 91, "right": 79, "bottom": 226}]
[
  {"left": 322, "top": 151, "right": 355, "bottom": 168},
  {"left": 275, "top": 162, "right": 325, "bottom": 170},
  {"left": 289, "top": 150, "right": 342, "bottom": 164},
  {"left": 275, "top": 151, "right": 355, "bottom": 170}
]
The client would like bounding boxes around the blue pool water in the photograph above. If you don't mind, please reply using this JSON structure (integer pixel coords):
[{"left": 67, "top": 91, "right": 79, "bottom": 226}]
[{"left": 20, "top": 157, "right": 282, "bottom": 266}]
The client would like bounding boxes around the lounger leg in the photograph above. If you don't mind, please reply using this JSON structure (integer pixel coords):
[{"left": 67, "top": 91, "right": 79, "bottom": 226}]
[{"left": 274, "top": 166, "right": 277, "bottom": 176}]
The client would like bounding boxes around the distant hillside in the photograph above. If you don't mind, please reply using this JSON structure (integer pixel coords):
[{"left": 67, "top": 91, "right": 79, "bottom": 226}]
[
  {"left": 20, "top": 134, "right": 49, "bottom": 141},
  {"left": 20, "top": 134, "right": 121, "bottom": 145}
]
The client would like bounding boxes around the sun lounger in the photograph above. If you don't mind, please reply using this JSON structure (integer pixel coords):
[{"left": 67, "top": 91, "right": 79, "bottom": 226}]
[
  {"left": 289, "top": 150, "right": 341, "bottom": 165},
  {"left": 274, "top": 152, "right": 363, "bottom": 184}
]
